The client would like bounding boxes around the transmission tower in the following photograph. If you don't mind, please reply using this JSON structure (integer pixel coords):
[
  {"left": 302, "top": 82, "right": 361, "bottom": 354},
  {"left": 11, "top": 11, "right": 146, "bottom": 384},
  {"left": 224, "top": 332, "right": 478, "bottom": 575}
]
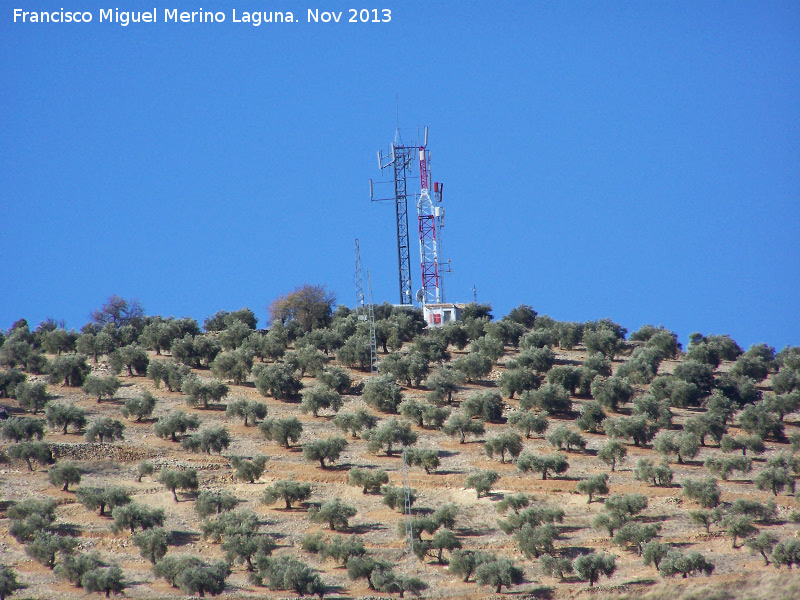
[
  {"left": 355, "top": 239, "right": 378, "bottom": 374},
  {"left": 373, "top": 130, "right": 416, "bottom": 305},
  {"left": 365, "top": 270, "right": 378, "bottom": 374},
  {"left": 354, "top": 239, "right": 366, "bottom": 319},
  {"left": 401, "top": 445, "right": 414, "bottom": 555}
]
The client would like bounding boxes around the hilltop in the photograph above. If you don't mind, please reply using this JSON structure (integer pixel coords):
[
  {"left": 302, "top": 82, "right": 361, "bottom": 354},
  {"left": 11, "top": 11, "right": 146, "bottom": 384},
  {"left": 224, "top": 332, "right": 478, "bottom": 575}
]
[{"left": 0, "top": 293, "right": 798, "bottom": 599}]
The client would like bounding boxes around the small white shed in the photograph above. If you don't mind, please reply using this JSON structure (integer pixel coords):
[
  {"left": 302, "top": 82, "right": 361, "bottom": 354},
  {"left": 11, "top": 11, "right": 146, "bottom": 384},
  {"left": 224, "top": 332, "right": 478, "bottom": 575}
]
[{"left": 422, "top": 303, "right": 464, "bottom": 327}]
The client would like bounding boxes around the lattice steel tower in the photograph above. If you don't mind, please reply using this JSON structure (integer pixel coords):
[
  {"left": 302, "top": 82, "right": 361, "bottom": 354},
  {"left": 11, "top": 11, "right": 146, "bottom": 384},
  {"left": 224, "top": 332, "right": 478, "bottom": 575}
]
[
  {"left": 373, "top": 127, "right": 451, "bottom": 307},
  {"left": 354, "top": 239, "right": 378, "bottom": 374},
  {"left": 374, "top": 130, "right": 416, "bottom": 305}
]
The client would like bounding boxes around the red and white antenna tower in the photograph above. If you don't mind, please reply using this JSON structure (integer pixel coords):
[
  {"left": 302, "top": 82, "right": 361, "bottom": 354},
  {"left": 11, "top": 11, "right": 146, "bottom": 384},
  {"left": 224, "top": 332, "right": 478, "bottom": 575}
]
[{"left": 416, "top": 127, "right": 447, "bottom": 305}]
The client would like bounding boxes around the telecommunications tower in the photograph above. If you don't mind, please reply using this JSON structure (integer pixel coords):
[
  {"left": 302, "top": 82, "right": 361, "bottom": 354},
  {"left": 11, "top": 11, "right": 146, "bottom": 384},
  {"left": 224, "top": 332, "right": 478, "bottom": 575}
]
[
  {"left": 373, "top": 130, "right": 416, "bottom": 305},
  {"left": 354, "top": 239, "right": 378, "bottom": 373},
  {"left": 372, "top": 127, "right": 451, "bottom": 307}
]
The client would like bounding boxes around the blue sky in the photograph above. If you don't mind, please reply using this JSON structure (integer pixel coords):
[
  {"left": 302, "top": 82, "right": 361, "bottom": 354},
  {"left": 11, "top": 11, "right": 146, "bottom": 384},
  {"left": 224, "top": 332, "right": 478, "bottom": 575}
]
[{"left": 2, "top": 1, "right": 798, "bottom": 351}]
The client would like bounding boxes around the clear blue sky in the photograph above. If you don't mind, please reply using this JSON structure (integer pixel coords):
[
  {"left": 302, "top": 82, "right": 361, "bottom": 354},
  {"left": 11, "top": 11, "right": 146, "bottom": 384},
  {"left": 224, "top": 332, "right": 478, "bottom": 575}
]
[{"left": 3, "top": 1, "right": 798, "bottom": 351}]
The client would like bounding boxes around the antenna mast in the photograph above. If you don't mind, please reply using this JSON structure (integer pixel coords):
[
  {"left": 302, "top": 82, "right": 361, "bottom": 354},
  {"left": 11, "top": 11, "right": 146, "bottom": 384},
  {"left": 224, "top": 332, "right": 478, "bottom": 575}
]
[
  {"left": 366, "top": 270, "right": 378, "bottom": 374},
  {"left": 402, "top": 445, "right": 414, "bottom": 555},
  {"left": 416, "top": 127, "right": 443, "bottom": 305},
  {"left": 375, "top": 131, "right": 416, "bottom": 305},
  {"left": 355, "top": 239, "right": 378, "bottom": 374}
]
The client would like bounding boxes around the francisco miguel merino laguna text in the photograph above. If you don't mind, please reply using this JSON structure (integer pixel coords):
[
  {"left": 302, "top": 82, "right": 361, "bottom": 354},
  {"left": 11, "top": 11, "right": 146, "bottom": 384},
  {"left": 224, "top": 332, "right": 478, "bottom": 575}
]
[{"left": 13, "top": 8, "right": 393, "bottom": 26}]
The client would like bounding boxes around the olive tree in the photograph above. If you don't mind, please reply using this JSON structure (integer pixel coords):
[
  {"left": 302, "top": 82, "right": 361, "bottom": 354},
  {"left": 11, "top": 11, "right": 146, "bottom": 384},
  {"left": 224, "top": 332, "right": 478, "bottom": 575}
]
[
  {"left": 262, "top": 481, "right": 312, "bottom": 510},
  {"left": 82, "top": 376, "right": 121, "bottom": 403},
  {"left": 302, "top": 436, "right": 348, "bottom": 469},
  {"left": 158, "top": 468, "right": 199, "bottom": 502},
  {"left": 84, "top": 418, "right": 125, "bottom": 443},
  {"left": 465, "top": 470, "right": 500, "bottom": 498},
  {"left": 258, "top": 417, "right": 302, "bottom": 448},
  {"left": 121, "top": 391, "right": 157, "bottom": 422},
  {"left": 364, "top": 418, "right": 417, "bottom": 456},
  {"left": 48, "top": 461, "right": 82, "bottom": 491},
  {"left": 308, "top": 498, "right": 357, "bottom": 531},
  {"left": 573, "top": 552, "right": 616, "bottom": 587}
]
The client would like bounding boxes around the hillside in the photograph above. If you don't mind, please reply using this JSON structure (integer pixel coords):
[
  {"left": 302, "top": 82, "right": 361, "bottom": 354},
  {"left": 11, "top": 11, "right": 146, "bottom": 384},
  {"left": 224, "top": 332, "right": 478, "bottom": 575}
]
[{"left": 1, "top": 299, "right": 799, "bottom": 600}]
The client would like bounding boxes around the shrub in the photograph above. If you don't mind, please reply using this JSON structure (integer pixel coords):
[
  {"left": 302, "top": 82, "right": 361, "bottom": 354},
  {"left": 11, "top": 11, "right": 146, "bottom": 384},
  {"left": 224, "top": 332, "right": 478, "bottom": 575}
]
[{"left": 0, "top": 564, "right": 24, "bottom": 600}]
